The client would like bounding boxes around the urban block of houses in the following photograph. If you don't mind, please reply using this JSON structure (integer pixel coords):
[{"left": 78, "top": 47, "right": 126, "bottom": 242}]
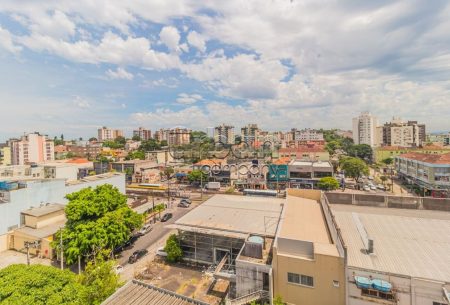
[{"left": 374, "top": 145, "right": 450, "bottom": 163}]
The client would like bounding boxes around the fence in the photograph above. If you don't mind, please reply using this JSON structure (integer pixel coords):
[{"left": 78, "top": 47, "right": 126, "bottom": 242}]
[{"left": 325, "top": 192, "right": 450, "bottom": 212}]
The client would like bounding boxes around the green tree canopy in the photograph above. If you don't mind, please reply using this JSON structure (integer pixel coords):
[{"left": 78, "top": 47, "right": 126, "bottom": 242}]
[
  {"left": 187, "top": 169, "right": 208, "bottom": 183},
  {"left": 317, "top": 177, "right": 340, "bottom": 191},
  {"left": 325, "top": 140, "right": 341, "bottom": 155},
  {"left": 131, "top": 135, "right": 141, "bottom": 141},
  {"left": 0, "top": 264, "right": 85, "bottom": 305},
  {"left": 340, "top": 157, "right": 369, "bottom": 181},
  {"left": 139, "top": 139, "right": 161, "bottom": 151},
  {"left": 125, "top": 150, "right": 145, "bottom": 160},
  {"left": 381, "top": 157, "right": 393, "bottom": 165},
  {"left": 347, "top": 144, "right": 373, "bottom": 162},
  {"left": 78, "top": 259, "right": 122, "bottom": 305},
  {"left": 53, "top": 184, "right": 143, "bottom": 264},
  {"left": 164, "top": 234, "right": 183, "bottom": 263}
]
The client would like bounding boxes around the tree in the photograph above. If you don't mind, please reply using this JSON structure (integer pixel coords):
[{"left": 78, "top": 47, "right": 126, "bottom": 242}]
[
  {"left": 317, "top": 177, "right": 340, "bottom": 191},
  {"left": 380, "top": 175, "right": 388, "bottom": 185},
  {"left": 139, "top": 139, "right": 161, "bottom": 151},
  {"left": 154, "top": 204, "right": 165, "bottom": 219},
  {"left": 190, "top": 130, "right": 208, "bottom": 143},
  {"left": 78, "top": 259, "right": 122, "bottom": 305},
  {"left": 115, "top": 136, "right": 126, "bottom": 145},
  {"left": 164, "top": 234, "right": 183, "bottom": 263},
  {"left": 161, "top": 166, "right": 175, "bottom": 181},
  {"left": 273, "top": 295, "right": 285, "bottom": 305},
  {"left": 52, "top": 184, "right": 143, "bottom": 264},
  {"left": 89, "top": 137, "right": 98, "bottom": 142},
  {"left": 340, "top": 157, "right": 369, "bottom": 181},
  {"left": 125, "top": 150, "right": 145, "bottom": 160},
  {"left": 160, "top": 140, "right": 168, "bottom": 147},
  {"left": 131, "top": 135, "right": 141, "bottom": 141},
  {"left": 0, "top": 264, "right": 85, "bottom": 305},
  {"left": 325, "top": 140, "right": 341, "bottom": 155},
  {"left": 187, "top": 169, "right": 208, "bottom": 184},
  {"left": 66, "top": 152, "right": 76, "bottom": 159},
  {"left": 347, "top": 144, "right": 373, "bottom": 162},
  {"left": 381, "top": 157, "right": 393, "bottom": 165}
]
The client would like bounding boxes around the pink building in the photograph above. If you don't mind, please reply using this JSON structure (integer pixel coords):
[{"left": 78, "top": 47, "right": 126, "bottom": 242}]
[{"left": 10, "top": 133, "right": 55, "bottom": 165}]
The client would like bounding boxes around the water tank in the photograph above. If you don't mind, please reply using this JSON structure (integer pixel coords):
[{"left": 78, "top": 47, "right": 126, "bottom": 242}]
[
  {"left": 248, "top": 235, "right": 264, "bottom": 244},
  {"left": 371, "top": 279, "right": 392, "bottom": 292},
  {"left": 354, "top": 276, "right": 371, "bottom": 289}
]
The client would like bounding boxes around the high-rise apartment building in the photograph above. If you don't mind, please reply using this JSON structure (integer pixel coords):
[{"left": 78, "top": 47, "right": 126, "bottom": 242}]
[
  {"left": 241, "top": 124, "right": 260, "bottom": 142},
  {"left": 214, "top": 124, "right": 235, "bottom": 144},
  {"left": 379, "top": 118, "right": 426, "bottom": 147},
  {"left": 133, "top": 127, "right": 152, "bottom": 141},
  {"left": 9, "top": 132, "right": 55, "bottom": 165},
  {"left": 97, "top": 127, "right": 124, "bottom": 141},
  {"left": 167, "top": 128, "right": 191, "bottom": 146},
  {"left": 352, "top": 112, "right": 379, "bottom": 147}
]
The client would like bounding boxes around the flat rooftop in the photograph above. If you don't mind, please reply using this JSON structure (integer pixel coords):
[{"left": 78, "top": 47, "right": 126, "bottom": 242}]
[
  {"left": 276, "top": 195, "right": 338, "bottom": 257},
  {"left": 173, "top": 194, "right": 284, "bottom": 237},
  {"left": 332, "top": 204, "right": 450, "bottom": 282},
  {"left": 21, "top": 203, "right": 65, "bottom": 217},
  {"left": 65, "top": 172, "right": 123, "bottom": 185}
]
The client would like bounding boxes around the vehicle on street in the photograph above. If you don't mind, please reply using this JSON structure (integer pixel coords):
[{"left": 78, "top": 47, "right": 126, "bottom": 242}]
[
  {"left": 180, "top": 198, "right": 192, "bottom": 204},
  {"left": 368, "top": 176, "right": 374, "bottom": 180},
  {"left": 128, "top": 249, "right": 148, "bottom": 264},
  {"left": 363, "top": 185, "right": 370, "bottom": 191},
  {"left": 156, "top": 247, "right": 168, "bottom": 257},
  {"left": 114, "top": 235, "right": 140, "bottom": 253},
  {"left": 370, "top": 185, "right": 377, "bottom": 191},
  {"left": 377, "top": 184, "right": 386, "bottom": 190},
  {"left": 178, "top": 201, "right": 189, "bottom": 208},
  {"left": 206, "top": 182, "right": 220, "bottom": 190},
  {"left": 136, "top": 224, "right": 152, "bottom": 236},
  {"left": 114, "top": 265, "right": 123, "bottom": 274},
  {"left": 160, "top": 213, "right": 173, "bottom": 222}
]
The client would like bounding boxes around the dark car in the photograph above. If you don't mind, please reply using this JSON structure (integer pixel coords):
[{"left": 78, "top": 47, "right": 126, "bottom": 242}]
[
  {"left": 160, "top": 213, "right": 173, "bottom": 222},
  {"left": 128, "top": 249, "right": 148, "bottom": 264},
  {"left": 114, "top": 235, "right": 139, "bottom": 253}
]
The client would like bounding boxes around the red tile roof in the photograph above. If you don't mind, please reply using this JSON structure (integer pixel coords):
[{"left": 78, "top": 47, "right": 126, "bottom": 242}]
[
  {"left": 65, "top": 158, "right": 90, "bottom": 164},
  {"left": 279, "top": 145, "right": 326, "bottom": 153},
  {"left": 398, "top": 152, "right": 450, "bottom": 164}
]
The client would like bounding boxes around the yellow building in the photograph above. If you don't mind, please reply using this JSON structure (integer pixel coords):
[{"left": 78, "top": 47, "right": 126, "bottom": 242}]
[
  {"left": 374, "top": 145, "right": 450, "bottom": 163},
  {"left": 272, "top": 189, "right": 346, "bottom": 305},
  {"left": 0, "top": 146, "right": 11, "bottom": 165},
  {"left": 9, "top": 204, "right": 66, "bottom": 258}
]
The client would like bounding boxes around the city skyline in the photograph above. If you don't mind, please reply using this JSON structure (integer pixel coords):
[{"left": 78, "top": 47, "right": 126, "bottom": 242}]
[{"left": 1, "top": 1, "right": 450, "bottom": 140}]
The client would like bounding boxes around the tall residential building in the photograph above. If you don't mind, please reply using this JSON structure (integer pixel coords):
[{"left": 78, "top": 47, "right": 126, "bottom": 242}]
[
  {"left": 352, "top": 112, "right": 379, "bottom": 147},
  {"left": 167, "top": 128, "right": 191, "bottom": 146},
  {"left": 97, "top": 127, "right": 124, "bottom": 141},
  {"left": 214, "top": 124, "right": 235, "bottom": 144},
  {"left": 379, "top": 118, "right": 426, "bottom": 147},
  {"left": 294, "top": 129, "right": 324, "bottom": 141},
  {"left": 133, "top": 127, "right": 152, "bottom": 141},
  {"left": 0, "top": 145, "right": 11, "bottom": 166},
  {"left": 241, "top": 124, "right": 260, "bottom": 142},
  {"left": 9, "top": 133, "right": 55, "bottom": 165}
]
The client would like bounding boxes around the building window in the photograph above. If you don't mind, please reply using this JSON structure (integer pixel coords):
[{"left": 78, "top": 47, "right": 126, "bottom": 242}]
[
  {"left": 333, "top": 280, "right": 340, "bottom": 288},
  {"left": 432, "top": 302, "right": 446, "bottom": 305},
  {"left": 287, "top": 272, "right": 314, "bottom": 287}
]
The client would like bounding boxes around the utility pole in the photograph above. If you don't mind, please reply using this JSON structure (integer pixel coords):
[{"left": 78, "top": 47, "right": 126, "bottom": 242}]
[
  {"left": 60, "top": 229, "right": 64, "bottom": 270},
  {"left": 152, "top": 190, "right": 155, "bottom": 224},
  {"left": 78, "top": 256, "right": 81, "bottom": 275},
  {"left": 24, "top": 240, "right": 40, "bottom": 266}
]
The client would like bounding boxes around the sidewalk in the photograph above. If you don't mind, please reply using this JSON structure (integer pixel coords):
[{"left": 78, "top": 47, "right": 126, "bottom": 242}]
[{"left": 0, "top": 250, "right": 52, "bottom": 269}]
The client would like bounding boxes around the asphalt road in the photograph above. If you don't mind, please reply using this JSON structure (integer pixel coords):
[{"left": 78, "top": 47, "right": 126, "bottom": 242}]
[{"left": 116, "top": 197, "right": 204, "bottom": 266}]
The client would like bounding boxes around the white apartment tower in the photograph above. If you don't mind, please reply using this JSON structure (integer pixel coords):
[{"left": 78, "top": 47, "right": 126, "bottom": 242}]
[
  {"left": 352, "top": 112, "right": 379, "bottom": 147},
  {"left": 214, "top": 124, "right": 235, "bottom": 144},
  {"left": 98, "top": 127, "right": 124, "bottom": 141},
  {"left": 10, "top": 132, "right": 55, "bottom": 165}
]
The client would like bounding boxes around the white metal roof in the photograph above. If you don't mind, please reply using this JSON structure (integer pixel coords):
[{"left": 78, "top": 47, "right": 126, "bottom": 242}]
[
  {"left": 332, "top": 205, "right": 450, "bottom": 282},
  {"left": 174, "top": 194, "right": 284, "bottom": 237}
]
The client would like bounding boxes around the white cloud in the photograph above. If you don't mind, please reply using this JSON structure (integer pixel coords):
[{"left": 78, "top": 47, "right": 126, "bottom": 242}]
[
  {"left": 73, "top": 95, "right": 90, "bottom": 108},
  {"left": 106, "top": 67, "right": 134, "bottom": 80},
  {"left": 187, "top": 31, "right": 206, "bottom": 52},
  {"left": 176, "top": 93, "right": 203, "bottom": 104},
  {"left": 29, "top": 10, "right": 76, "bottom": 39},
  {"left": 159, "top": 26, "right": 181, "bottom": 52},
  {"left": 0, "top": 26, "right": 21, "bottom": 54}
]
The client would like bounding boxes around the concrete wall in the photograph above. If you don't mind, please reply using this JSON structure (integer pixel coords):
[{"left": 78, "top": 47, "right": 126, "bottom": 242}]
[
  {"left": 287, "top": 188, "right": 321, "bottom": 201},
  {"left": 11, "top": 232, "right": 54, "bottom": 258},
  {"left": 235, "top": 259, "right": 271, "bottom": 297},
  {"left": 272, "top": 248, "right": 346, "bottom": 305}
]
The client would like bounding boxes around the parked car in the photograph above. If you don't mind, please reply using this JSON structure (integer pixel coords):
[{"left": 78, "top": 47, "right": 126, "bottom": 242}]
[
  {"left": 363, "top": 185, "right": 370, "bottom": 191},
  {"left": 377, "top": 184, "right": 385, "bottom": 190},
  {"left": 180, "top": 198, "right": 192, "bottom": 205},
  {"left": 160, "top": 213, "right": 173, "bottom": 222},
  {"left": 178, "top": 202, "right": 189, "bottom": 208},
  {"left": 136, "top": 224, "right": 152, "bottom": 236},
  {"left": 114, "top": 235, "right": 139, "bottom": 253},
  {"left": 114, "top": 265, "right": 124, "bottom": 274},
  {"left": 128, "top": 249, "right": 148, "bottom": 264},
  {"left": 370, "top": 185, "right": 377, "bottom": 191},
  {"left": 156, "top": 247, "right": 168, "bottom": 257}
]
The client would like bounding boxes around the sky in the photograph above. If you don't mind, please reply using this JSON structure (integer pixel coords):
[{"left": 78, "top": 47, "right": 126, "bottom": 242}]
[{"left": 0, "top": 0, "right": 449, "bottom": 141}]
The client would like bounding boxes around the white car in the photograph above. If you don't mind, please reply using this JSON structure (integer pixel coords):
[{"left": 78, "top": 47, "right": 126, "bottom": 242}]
[
  {"left": 370, "top": 185, "right": 377, "bottom": 191},
  {"left": 114, "top": 265, "right": 123, "bottom": 274},
  {"left": 138, "top": 224, "right": 152, "bottom": 236},
  {"left": 156, "top": 247, "right": 168, "bottom": 257},
  {"left": 363, "top": 185, "right": 370, "bottom": 191}
]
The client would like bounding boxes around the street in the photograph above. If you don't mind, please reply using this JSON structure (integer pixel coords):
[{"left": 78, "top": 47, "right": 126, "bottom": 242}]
[{"left": 117, "top": 195, "right": 209, "bottom": 280}]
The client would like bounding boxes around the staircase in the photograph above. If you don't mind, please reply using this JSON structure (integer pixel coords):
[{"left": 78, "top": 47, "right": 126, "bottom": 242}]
[{"left": 226, "top": 290, "right": 269, "bottom": 305}]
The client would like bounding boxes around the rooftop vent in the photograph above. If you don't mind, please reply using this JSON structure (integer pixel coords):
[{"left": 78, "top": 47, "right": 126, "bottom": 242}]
[{"left": 352, "top": 212, "right": 374, "bottom": 254}]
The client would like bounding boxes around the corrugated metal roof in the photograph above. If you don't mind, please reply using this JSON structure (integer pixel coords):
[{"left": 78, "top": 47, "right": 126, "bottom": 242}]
[
  {"left": 102, "top": 280, "right": 209, "bottom": 305},
  {"left": 175, "top": 194, "right": 284, "bottom": 237},
  {"left": 332, "top": 205, "right": 450, "bottom": 282}
]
